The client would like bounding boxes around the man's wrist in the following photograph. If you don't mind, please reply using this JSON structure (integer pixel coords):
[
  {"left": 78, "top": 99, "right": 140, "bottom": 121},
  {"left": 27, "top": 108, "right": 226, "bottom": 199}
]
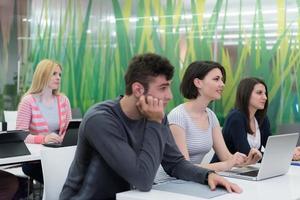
[
  {"left": 148, "top": 118, "right": 162, "bottom": 124},
  {"left": 205, "top": 170, "right": 215, "bottom": 184}
]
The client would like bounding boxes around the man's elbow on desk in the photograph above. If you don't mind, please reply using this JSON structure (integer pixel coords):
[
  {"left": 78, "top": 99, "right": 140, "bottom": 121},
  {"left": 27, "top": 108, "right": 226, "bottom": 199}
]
[
  {"left": 132, "top": 177, "right": 153, "bottom": 192},
  {"left": 137, "top": 185, "right": 152, "bottom": 192}
]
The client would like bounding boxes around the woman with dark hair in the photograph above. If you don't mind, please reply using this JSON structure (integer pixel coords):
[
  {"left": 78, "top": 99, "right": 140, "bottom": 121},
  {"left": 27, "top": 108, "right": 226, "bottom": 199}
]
[
  {"left": 212, "top": 77, "right": 300, "bottom": 162},
  {"left": 211, "top": 77, "right": 270, "bottom": 163},
  {"left": 167, "top": 61, "right": 261, "bottom": 172}
]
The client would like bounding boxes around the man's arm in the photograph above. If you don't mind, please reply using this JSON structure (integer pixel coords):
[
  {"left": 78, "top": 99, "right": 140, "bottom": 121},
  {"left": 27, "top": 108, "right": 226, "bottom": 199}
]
[
  {"left": 161, "top": 127, "right": 211, "bottom": 184},
  {"left": 161, "top": 124, "right": 242, "bottom": 193},
  {"left": 85, "top": 113, "right": 168, "bottom": 191}
]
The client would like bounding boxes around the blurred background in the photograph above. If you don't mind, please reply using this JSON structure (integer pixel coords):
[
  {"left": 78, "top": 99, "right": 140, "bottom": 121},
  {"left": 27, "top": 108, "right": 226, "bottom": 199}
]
[{"left": 0, "top": 0, "right": 299, "bottom": 131}]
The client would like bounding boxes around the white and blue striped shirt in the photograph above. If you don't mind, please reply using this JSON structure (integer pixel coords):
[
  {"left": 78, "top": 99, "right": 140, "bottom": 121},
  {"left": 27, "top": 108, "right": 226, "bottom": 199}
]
[{"left": 167, "top": 104, "right": 219, "bottom": 164}]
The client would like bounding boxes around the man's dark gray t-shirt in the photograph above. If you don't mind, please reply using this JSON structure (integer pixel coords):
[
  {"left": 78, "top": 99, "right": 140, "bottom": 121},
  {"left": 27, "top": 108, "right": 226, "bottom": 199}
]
[{"left": 60, "top": 97, "right": 211, "bottom": 200}]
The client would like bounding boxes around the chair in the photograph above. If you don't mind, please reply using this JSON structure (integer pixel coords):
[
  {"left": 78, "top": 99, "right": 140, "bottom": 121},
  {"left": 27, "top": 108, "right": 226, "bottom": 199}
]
[
  {"left": 3, "top": 110, "right": 34, "bottom": 198},
  {"left": 3, "top": 110, "right": 18, "bottom": 130},
  {"left": 0, "top": 122, "right": 4, "bottom": 131},
  {"left": 41, "top": 146, "right": 76, "bottom": 200},
  {"left": 201, "top": 148, "right": 215, "bottom": 164},
  {"left": 71, "top": 108, "right": 82, "bottom": 119}
]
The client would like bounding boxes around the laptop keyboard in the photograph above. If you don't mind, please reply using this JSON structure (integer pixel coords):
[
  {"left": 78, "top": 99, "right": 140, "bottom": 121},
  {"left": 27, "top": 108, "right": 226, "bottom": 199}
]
[{"left": 239, "top": 170, "right": 259, "bottom": 177}]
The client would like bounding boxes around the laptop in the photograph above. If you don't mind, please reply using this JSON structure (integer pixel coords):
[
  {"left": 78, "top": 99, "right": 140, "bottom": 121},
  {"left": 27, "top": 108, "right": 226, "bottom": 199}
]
[
  {"left": 0, "top": 130, "right": 31, "bottom": 158},
  {"left": 277, "top": 123, "right": 300, "bottom": 146},
  {"left": 218, "top": 133, "right": 299, "bottom": 181},
  {"left": 43, "top": 120, "right": 81, "bottom": 148}
]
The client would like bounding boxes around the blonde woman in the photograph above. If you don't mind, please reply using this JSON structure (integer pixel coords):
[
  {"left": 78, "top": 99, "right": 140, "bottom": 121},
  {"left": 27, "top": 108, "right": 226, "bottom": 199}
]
[{"left": 16, "top": 59, "right": 72, "bottom": 183}]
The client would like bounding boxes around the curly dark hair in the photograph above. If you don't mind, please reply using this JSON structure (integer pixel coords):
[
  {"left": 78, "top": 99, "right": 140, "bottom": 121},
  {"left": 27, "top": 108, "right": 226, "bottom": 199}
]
[{"left": 124, "top": 53, "right": 174, "bottom": 95}]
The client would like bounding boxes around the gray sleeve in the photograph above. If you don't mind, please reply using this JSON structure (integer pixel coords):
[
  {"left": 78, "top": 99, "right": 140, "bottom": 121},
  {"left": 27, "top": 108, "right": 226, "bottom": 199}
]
[
  {"left": 85, "top": 113, "right": 169, "bottom": 191},
  {"left": 161, "top": 125, "right": 211, "bottom": 184}
]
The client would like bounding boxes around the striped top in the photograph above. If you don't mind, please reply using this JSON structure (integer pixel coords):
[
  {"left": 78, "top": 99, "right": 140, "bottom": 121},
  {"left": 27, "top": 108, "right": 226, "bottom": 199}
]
[
  {"left": 167, "top": 104, "right": 219, "bottom": 164},
  {"left": 16, "top": 94, "right": 72, "bottom": 144}
]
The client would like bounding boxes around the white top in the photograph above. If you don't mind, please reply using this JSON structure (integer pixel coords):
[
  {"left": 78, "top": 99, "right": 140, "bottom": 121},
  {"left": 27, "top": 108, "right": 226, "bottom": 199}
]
[
  {"left": 167, "top": 104, "right": 219, "bottom": 164},
  {"left": 247, "top": 118, "right": 261, "bottom": 149}
]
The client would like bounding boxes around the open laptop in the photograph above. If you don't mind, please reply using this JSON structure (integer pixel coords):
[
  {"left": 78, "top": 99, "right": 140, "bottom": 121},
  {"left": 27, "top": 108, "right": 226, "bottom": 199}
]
[
  {"left": 43, "top": 120, "right": 81, "bottom": 148},
  {"left": 277, "top": 123, "right": 300, "bottom": 146},
  {"left": 0, "top": 130, "right": 31, "bottom": 158},
  {"left": 218, "top": 132, "right": 299, "bottom": 181}
]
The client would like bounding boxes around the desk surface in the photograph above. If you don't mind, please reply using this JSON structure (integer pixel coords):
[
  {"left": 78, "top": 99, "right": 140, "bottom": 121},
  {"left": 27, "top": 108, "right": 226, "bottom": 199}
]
[
  {"left": 0, "top": 144, "right": 42, "bottom": 167},
  {"left": 117, "top": 165, "right": 300, "bottom": 200}
]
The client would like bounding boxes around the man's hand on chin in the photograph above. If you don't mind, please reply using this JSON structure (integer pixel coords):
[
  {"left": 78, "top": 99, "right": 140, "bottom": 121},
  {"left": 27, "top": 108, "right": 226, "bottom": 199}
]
[
  {"left": 208, "top": 173, "right": 242, "bottom": 193},
  {"left": 136, "top": 95, "right": 164, "bottom": 123}
]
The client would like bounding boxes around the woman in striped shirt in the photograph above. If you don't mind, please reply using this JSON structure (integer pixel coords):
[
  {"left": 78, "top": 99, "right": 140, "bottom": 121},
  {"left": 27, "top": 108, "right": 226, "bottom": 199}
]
[
  {"left": 16, "top": 59, "right": 72, "bottom": 183},
  {"left": 168, "top": 61, "right": 261, "bottom": 172}
]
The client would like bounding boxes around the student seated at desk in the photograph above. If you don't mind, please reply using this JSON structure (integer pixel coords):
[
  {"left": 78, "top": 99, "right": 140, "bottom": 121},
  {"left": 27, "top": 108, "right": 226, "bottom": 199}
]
[
  {"left": 16, "top": 59, "right": 72, "bottom": 183},
  {"left": 211, "top": 77, "right": 270, "bottom": 164},
  {"left": 211, "top": 77, "right": 270, "bottom": 163},
  {"left": 211, "top": 77, "right": 300, "bottom": 163},
  {"left": 167, "top": 62, "right": 261, "bottom": 173},
  {"left": 60, "top": 53, "right": 242, "bottom": 200}
]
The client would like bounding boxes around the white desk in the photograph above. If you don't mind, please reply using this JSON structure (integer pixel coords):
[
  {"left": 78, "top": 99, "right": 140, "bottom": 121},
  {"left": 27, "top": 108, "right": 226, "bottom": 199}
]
[
  {"left": 117, "top": 166, "right": 300, "bottom": 200},
  {"left": 0, "top": 144, "right": 42, "bottom": 167}
]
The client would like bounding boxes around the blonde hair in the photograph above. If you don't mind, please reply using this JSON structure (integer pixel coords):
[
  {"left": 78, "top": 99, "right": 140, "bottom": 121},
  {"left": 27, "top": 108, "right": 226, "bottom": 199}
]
[{"left": 26, "top": 59, "right": 62, "bottom": 96}]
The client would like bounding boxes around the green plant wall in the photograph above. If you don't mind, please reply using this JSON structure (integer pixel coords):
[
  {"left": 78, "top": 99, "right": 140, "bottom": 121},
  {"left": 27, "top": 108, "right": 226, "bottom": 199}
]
[{"left": 13, "top": 0, "right": 300, "bottom": 131}]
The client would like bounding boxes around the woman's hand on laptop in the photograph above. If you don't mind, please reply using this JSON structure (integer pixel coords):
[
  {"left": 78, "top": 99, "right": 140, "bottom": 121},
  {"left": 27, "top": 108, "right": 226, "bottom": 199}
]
[
  {"left": 208, "top": 173, "right": 242, "bottom": 193},
  {"left": 44, "top": 133, "right": 62, "bottom": 144},
  {"left": 244, "top": 148, "right": 262, "bottom": 165},
  {"left": 293, "top": 147, "right": 300, "bottom": 161},
  {"left": 227, "top": 152, "right": 247, "bottom": 169}
]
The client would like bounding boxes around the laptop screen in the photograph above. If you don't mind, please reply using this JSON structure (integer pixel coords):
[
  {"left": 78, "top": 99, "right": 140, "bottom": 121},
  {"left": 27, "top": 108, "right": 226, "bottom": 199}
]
[
  {"left": 0, "top": 130, "right": 29, "bottom": 144},
  {"left": 62, "top": 120, "right": 81, "bottom": 146},
  {"left": 0, "top": 130, "right": 31, "bottom": 158},
  {"left": 42, "top": 120, "right": 81, "bottom": 148}
]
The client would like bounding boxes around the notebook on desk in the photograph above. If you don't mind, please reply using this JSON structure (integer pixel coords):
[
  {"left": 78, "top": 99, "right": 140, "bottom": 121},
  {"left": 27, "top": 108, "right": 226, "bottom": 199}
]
[
  {"left": 43, "top": 120, "right": 81, "bottom": 148},
  {"left": 0, "top": 130, "right": 30, "bottom": 158},
  {"left": 153, "top": 179, "right": 227, "bottom": 199},
  {"left": 218, "top": 133, "right": 299, "bottom": 181}
]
